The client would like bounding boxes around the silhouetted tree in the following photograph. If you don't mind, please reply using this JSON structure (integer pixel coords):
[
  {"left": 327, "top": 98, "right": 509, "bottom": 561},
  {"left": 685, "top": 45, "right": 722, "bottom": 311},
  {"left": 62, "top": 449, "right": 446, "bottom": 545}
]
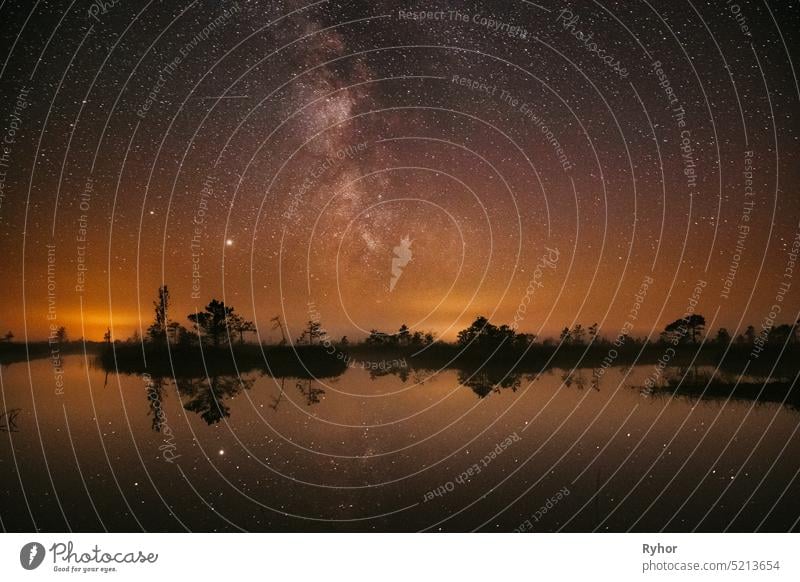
[
  {"left": 559, "top": 327, "right": 571, "bottom": 345},
  {"left": 686, "top": 314, "right": 706, "bottom": 344},
  {"left": 512, "top": 333, "right": 536, "bottom": 350},
  {"left": 768, "top": 324, "right": 794, "bottom": 346},
  {"left": 298, "top": 320, "right": 323, "bottom": 345},
  {"left": 103, "top": 328, "right": 112, "bottom": 344},
  {"left": 663, "top": 314, "right": 704, "bottom": 344},
  {"left": 571, "top": 324, "right": 586, "bottom": 345},
  {"left": 55, "top": 326, "right": 68, "bottom": 343},
  {"left": 498, "top": 324, "right": 514, "bottom": 339},
  {"left": 397, "top": 324, "right": 411, "bottom": 346},
  {"left": 663, "top": 319, "right": 686, "bottom": 344},
  {"left": 456, "top": 317, "right": 516, "bottom": 351},
  {"left": 271, "top": 315, "right": 287, "bottom": 345},
  {"left": 166, "top": 321, "right": 186, "bottom": 344},
  {"left": 457, "top": 316, "right": 491, "bottom": 346},
  {"left": 715, "top": 327, "right": 731, "bottom": 345},
  {"left": 147, "top": 286, "right": 170, "bottom": 342},
  {"left": 588, "top": 322, "right": 599, "bottom": 343},
  {"left": 2, "top": 330, "right": 13, "bottom": 343},
  {"left": 229, "top": 314, "right": 256, "bottom": 344},
  {"left": 187, "top": 299, "right": 234, "bottom": 347},
  {"left": 365, "top": 329, "right": 389, "bottom": 345}
]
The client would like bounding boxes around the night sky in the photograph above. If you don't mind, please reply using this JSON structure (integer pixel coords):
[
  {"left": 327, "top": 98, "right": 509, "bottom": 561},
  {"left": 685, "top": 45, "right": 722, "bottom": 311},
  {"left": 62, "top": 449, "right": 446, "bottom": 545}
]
[{"left": 1, "top": 0, "right": 798, "bottom": 343}]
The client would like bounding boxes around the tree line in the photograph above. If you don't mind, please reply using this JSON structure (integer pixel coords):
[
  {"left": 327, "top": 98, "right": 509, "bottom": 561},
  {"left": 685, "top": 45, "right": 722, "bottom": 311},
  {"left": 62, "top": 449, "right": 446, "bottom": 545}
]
[
  {"left": 4, "top": 288, "right": 799, "bottom": 351},
  {"left": 142, "top": 286, "right": 257, "bottom": 347}
]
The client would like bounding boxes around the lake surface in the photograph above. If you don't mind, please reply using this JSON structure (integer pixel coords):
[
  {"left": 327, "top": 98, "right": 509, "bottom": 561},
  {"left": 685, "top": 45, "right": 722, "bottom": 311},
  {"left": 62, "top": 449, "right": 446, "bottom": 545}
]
[{"left": 1, "top": 355, "right": 799, "bottom": 531}]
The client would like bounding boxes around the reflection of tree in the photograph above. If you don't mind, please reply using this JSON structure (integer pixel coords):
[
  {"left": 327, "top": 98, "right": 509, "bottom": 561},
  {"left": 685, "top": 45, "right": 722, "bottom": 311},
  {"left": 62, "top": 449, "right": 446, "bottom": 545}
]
[
  {"left": 296, "top": 379, "right": 325, "bottom": 405},
  {"left": 457, "top": 368, "right": 521, "bottom": 398},
  {"left": 640, "top": 366, "right": 800, "bottom": 409},
  {"left": 176, "top": 375, "right": 255, "bottom": 425},
  {"left": 367, "top": 363, "right": 410, "bottom": 382},
  {"left": 145, "top": 376, "right": 167, "bottom": 432},
  {"left": 561, "top": 369, "right": 588, "bottom": 390},
  {"left": 269, "top": 378, "right": 286, "bottom": 411}
]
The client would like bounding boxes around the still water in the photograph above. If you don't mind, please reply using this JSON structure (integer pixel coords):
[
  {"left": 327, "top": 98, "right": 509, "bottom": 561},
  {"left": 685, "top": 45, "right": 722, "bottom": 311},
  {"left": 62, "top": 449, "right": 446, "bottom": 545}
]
[{"left": 1, "top": 356, "right": 799, "bottom": 531}]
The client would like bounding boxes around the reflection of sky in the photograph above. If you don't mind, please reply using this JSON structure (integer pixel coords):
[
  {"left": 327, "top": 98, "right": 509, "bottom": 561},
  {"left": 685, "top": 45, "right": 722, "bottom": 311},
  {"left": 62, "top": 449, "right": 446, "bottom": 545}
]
[{"left": 2, "top": 356, "right": 798, "bottom": 531}]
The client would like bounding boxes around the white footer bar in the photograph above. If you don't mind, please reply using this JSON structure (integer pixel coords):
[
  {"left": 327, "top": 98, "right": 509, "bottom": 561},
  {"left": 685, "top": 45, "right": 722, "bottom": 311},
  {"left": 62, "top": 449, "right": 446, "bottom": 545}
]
[{"left": 1, "top": 533, "right": 797, "bottom": 581}]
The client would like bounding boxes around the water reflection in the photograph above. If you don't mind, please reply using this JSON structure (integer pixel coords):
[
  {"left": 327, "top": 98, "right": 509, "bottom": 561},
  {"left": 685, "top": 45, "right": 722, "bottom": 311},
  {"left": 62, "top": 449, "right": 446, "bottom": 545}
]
[
  {"left": 561, "top": 369, "right": 592, "bottom": 392},
  {"left": 122, "top": 360, "right": 800, "bottom": 428},
  {"left": 269, "top": 377, "right": 286, "bottom": 411},
  {"left": 296, "top": 378, "right": 326, "bottom": 406},
  {"left": 456, "top": 367, "right": 523, "bottom": 398},
  {"left": 637, "top": 365, "right": 800, "bottom": 409},
  {"left": 177, "top": 375, "right": 257, "bottom": 425},
  {"left": 2, "top": 354, "right": 799, "bottom": 532}
]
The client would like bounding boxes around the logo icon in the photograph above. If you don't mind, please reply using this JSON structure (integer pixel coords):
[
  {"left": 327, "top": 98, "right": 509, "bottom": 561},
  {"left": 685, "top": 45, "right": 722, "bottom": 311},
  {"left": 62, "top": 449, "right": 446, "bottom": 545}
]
[
  {"left": 20, "top": 542, "right": 46, "bottom": 570},
  {"left": 389, "top": 235, "right": 413, "bottom": 292}
]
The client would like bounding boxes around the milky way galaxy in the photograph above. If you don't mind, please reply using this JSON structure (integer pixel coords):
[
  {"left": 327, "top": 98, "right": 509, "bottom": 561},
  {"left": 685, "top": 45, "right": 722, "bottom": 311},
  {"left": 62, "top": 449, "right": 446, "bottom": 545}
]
[{"left": 0, "top": 0, "right": 796, "bottom": 345}]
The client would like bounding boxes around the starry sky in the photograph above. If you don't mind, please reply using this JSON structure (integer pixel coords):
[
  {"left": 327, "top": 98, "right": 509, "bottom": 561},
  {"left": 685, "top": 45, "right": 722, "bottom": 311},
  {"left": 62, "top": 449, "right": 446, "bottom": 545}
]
[{"left": 0, "top": 0, "right": 798, "bottom": 342}]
